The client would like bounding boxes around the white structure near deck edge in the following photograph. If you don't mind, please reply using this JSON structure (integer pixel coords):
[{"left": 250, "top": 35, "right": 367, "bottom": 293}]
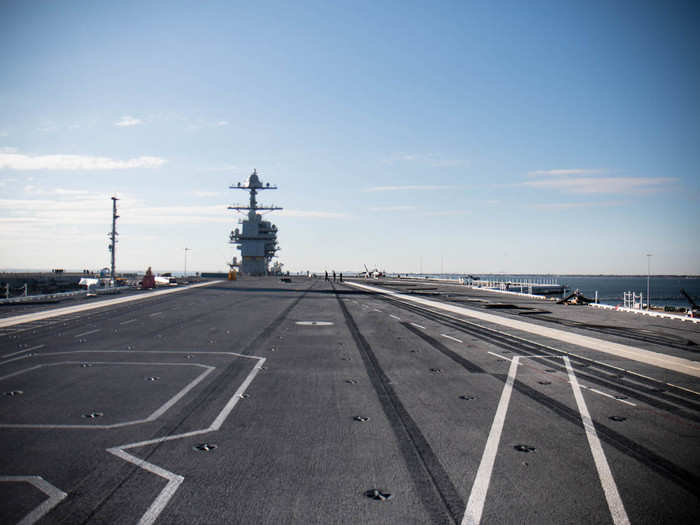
[
  {"left": 347, "top": 281, "right": 700, "bottom": 378},
  {"left": 0, "top": 281, "right": 222, "bottom": 329}
]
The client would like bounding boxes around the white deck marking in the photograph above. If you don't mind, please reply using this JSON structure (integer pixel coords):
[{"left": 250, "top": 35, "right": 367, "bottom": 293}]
[
  {"left": 389, "top": 314, "right": 401, "bottom": 320},
  {"left": 149, "top": 312, "right": 163, "bottom": 317},
  {"left": 0, "top": 475, "right": 67, "bottom": 525},
  {"left": 372, "top": 308, "right": 382, "bottom": 312},
  {"left": 588, "top": 387, "right": 616, "bottom": 400},
  {"left": 119, "top": 319, "right": 137, "bottom": 325},
  {"left": 108, "top": 447, "right": 184, "bottom": 525},
  {"left": 565, "top": 357, "right": 631, "bottom": 525},
  {"left": 2, "top": 344, "right": 44, "bottom": 358},
  {"left": 487, "top": 351, "right": 511, "bottom": 361},
  {"left": 107, "top": 356, "right": 266, "bottom": 525},
  {"left": 0, "top": 361, "right": 214, "bottom": 429},
  {"left": 347, "top": 281, "right": 700, "bottom": 377},
  {"left": 583, "top": 385, "right": 637, "bottom": 407},
  {"left": 295, "top": 321, "right": 334, "bottom": 326},
  {"left": 74, "top": 329, "right": 100, "bottom": 338},
  {"left": 0, "top": 281, "right": 223, "bottom": 329},
  {"left": 463, "top": 356, "right": 519, "bottom": 525},
  {"left": 0, "top": 349, "right": 263, "bottom": 523},
  {"left": 440, "top": 334, "right": 463, "bottom": 343},
  {"left": 410, "top": 322, "right": 426, "bottom": 329},
  {"left": 464, "top": 356, "right": 629, "bottom": 525}
]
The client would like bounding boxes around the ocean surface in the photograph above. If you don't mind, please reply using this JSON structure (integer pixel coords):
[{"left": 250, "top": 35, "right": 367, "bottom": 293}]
[{"left": 412, "top": 274, "right": 700, "bottom": 308}]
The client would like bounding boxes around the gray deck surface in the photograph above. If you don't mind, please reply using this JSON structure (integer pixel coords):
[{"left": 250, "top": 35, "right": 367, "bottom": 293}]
[{"left": 1, "top": 277, "right": 698, "bottom": 524}]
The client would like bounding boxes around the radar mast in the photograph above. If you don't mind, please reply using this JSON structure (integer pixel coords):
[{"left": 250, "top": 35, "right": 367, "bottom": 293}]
[{"left": 228, "top": 169, "right": 282, "bottom": 275}]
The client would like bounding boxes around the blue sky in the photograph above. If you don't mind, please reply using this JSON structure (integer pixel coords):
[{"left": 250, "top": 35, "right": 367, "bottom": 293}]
[{"left": 1, "top": 1, "right": 698, "bottom": 274}]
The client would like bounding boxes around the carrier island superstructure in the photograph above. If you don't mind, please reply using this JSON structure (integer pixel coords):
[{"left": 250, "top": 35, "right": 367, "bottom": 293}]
[{"left": 228, "top": 169, "right": 282, "bottom": 275}]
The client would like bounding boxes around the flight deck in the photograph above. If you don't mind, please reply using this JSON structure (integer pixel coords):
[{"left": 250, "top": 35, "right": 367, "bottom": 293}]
[{"left": 1, "top": 277, "right": 698, "bottom": 524}]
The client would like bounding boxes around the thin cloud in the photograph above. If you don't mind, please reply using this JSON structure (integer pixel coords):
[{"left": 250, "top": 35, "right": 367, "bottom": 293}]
[
  {"left": 115, "top": 115, "right": 143, "bottom": 127},
  {"left": 384, "top": 153, "right": 467, "bottom": 168},
  {"left": 423, "top": 210, "right": 471, "bottom": 216},
  {"left": 534, "top": 201, "right": 623, "bottom": 209},
  {"left": 216, "top": 121, "right": 229, "bottom": 126},
  {"left": 0, "top": 193, "right": 347, "bottom": 227},
  {"left": 364, "top": 185, "right": 459, "bottom": 192},
  {"left": 193, "top": 191, "right": 220, "bottom": 198},
  {"left": 279, "top": 209, "right": 349, "bottom": 219},
  {"left": 528, "top": 168, "right": 607, "bottom": 177},
  {"left": 23, "top": 185, "right": 91, "bottom": 196},
  {"left": 368, "top": 205, "right": 416, "bottom": 212},
  {"left": 0, "top": 152, "right": 166, "bottom": 170},
  {"left": 522, "top": 177, "right": 677, "bottom": 194}
]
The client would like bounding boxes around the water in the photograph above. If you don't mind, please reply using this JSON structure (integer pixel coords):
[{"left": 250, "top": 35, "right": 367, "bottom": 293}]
[{"left": 410, "top": 274, "right": 700, "bottom": 308}]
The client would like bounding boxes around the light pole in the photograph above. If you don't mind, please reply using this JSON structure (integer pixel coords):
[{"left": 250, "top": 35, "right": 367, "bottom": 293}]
[
  {"left": 646, "top": 253, "right": 652, "bottom": 311},
  {"left": 184, "top": 248, "right": 191, "bottom": 279}
]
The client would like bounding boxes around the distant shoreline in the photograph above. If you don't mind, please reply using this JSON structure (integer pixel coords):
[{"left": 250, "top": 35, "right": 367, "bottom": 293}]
[{"left": 1, "top": 270, "right": 699, "bottom": 279}]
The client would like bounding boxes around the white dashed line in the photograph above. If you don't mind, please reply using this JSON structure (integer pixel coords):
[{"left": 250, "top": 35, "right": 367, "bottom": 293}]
[
  {"left": 440, "top": 334, "right": 463, "bottom": 343},
  {"left": 410, "top": 322, "right": 426, "bottom": 329},
  {"left": 120, "top": 319, "right": 137, "bottom": 325},
  {"left": 389, "top": 314, "right": 401, "bottom": 321},
  {"left": 74, "top": 329, "right": 100, "bottom": 338},
  {"left": 2, "top": 344, "right": 45, "bottom": 358},
  {"left": 149, "top": 312, "right": 163, "bottom": 317},
  {"left": 578, "top": 384, "right": 637, "bottom": 407},
  {"left": 487, "top": 351, "right": 512, "bottom": 361},
  {"left": 347, "top": 281, "right": 700, "bottom": 377}
]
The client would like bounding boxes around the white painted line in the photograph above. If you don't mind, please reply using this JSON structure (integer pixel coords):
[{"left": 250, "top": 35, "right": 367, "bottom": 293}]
[
  {"left": 589, "top": 387, "right": 617, "bottom": 400},
  {"left": 487, "top": 351, "right": 512, "bottom": 361},
  {"left": 564, "top": 357, "right": 630, "bottom": 525},
  {"left": 295, "top": 321, "right": 334, "bottom": 326},
  {"left": 347, "top": 281, "right": 700, "bottom": 378},
  {"left": 149, "top": 312, "right": 163, "bottom": 317},
  {"left": 0, "top": 364, "right": 43, "bottom": 382},
  {"left": 108, "top": 355, "right": 266, "bottom": 525},
  {"left": 210, "top": 360, "right": 265, "bottom": 430},
  {"left": 108, "top": 447, "right": 183, "bottom": 525},
  {"left": 74, "top": 329, "right": 100, "bottom": 338},
  {"left": 463, "top": 356, "right": 519, "bottom": 525},
  {"left": 389, "top": 314, "right": 401, "bottom": 320},
  {"left": 410, "top": 322, "right": 426, "bottom": 329},
  {"left": 120, "top": 319, "right": 137, "bottom": 325},
  {"left": 0, "top": 475, "right": 67, "bottom": 525},
  {"left": 577, "top": 384, "right": 637, "bottom": 407},
  {"left": 0, "top": 281, "right": 223, "bottom": 329},
  {"left": 666, "top": 383, "right": 700, "bottom": 396},
  {"left": 2, "top": 344, "right": 44, "bottom": 358},
  {"left": 147, "top": 366, "right": 214, "bottom": 420},
  {"left": 372, "top": 309, "right": 382, "bottom": 312},
  {"left": 0, "top": 361, "right": 214, "bottom": 430},
  {"left": 441, "top": 334, "right": 463, "bottom": 343}
]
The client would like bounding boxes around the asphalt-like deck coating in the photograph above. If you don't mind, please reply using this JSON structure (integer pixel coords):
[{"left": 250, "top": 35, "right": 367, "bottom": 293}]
[{"left": 1, "top": 277, "right": 698, "bottom": 524}]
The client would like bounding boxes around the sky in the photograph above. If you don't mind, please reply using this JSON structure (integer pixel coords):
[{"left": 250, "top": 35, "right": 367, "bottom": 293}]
[{"left": 1, "top": 0, "right": 699, "bottom": 275}]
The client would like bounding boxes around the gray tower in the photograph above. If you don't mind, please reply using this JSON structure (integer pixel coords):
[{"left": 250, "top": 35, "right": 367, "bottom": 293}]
[{"left": 228, "top": 169, "right": 282, "bottom": 276}]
